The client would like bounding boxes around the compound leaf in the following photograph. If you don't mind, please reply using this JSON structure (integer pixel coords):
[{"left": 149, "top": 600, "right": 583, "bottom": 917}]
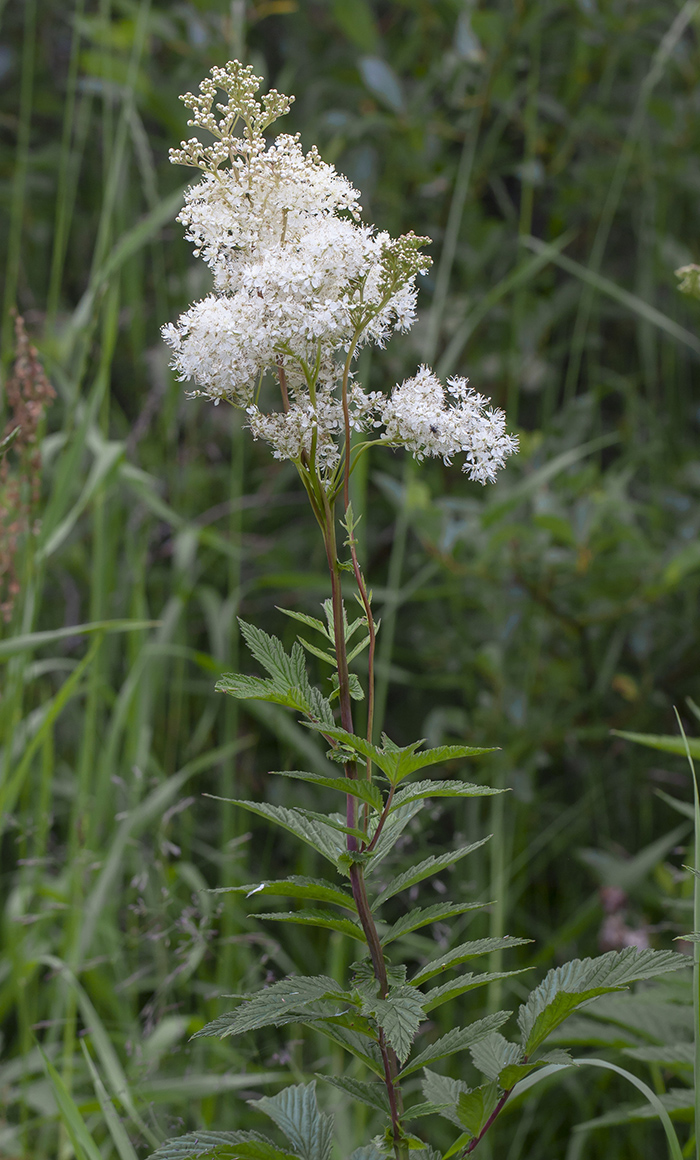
[
  {"left": 194, "top": 976, "right": 349, "bottom": 1039},
  {"left": 422, "top": 970, "right": 529, "bottom": 1013},
  {"left": 380, "top": 902, "right": 485, "bottom": 946},
  {"left": 400, "top": 1011, "right": 512, "bottom": 1076},
  {"left": 411, "top": 936, "right": 531, "bottom": 986},
  {"left": 518, "top": 948, "right": 688, "bottom": 1055},
  {"left": 272, "top": 771, "right": 383, "bottom": 812},
  {"left": 469, "top": 1032, "right": 522, "bottom": 1081},
  {"left": 255, "top": 908, "right": 365, "bottom": 942},
  {"left": 208, "top": 799, "right": 344, "bottom": 865},
  {"left": 389, "top": 780, "right": 503, "bottom": 810},
  {"left": 146, "top": 1131, "right": 297, "bottom": 1160},
  {"left": 366, "top": 984, "right": 427, "bottom": 1063},
  {"left": 456, "top": 1083, "right": 499, "bottom": 1138},
  {"left": 371, "top": 839, "right": 491, "bottom": 907},
  {"left": 254, "top": 1082, "right": 333, "bottom": 1160},
  {"left": 213, "top": 876, "right": 356, "bottom": 912},
  {"left": 319, "top": 1075, "right": 390, "bottom": 1115},
  {"left": 421, "top": 1070, "right": 469, "bottom": 1128}
]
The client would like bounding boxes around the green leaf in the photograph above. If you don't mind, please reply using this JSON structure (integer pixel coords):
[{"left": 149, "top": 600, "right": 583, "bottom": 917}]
[
  {"left": 421, "top": 1070, "right": 469, "bottom": 1128},
  {"left": 305, "top": 725, "right": 493, "bottom": 785},
  {"left": 411, "top": 936, "right": 532, "bottom": 986},
  {"left": 381, "top": 902, "right": 486, "bottom": 945},
  {"left": 389, "top": 780, "right": 503, "bottom": 810},
  {"left": 255, "top": 908, "right": 366, "bottom": 942},
  {"left": 195, "top": 976, "right": 350, "bottom": 1039},
  {"left": 299, "top": 636, "right": 337, "bottom": 666},
  {"left": 213, "top": 876, "right": 356, "bottom": 911},
  {"left": 469, "top": 1032, "right": 522, "bottom": 1082},
  {"left": 147, "top": 1131, "right": 299, "bottom": 1160},
  {"left": 369, "top": 800, "right": 425, "bottom": 865},
  {"left": 239, "top": 620, "right": 310, "bottom": 691},
  {"left": 572, "top": 1087, "right": 694, "bottom": 1129},
  {"left": 294, "top": 809, "right": 368, "bottom": 844},
  {"left": 371, "top": 838, "right": 491, "bottom": 908},
  {"left": 272, "top": 771, "right": 384, "bottom": 812},
  {"left": 348, "top": 1147, "right": 386, "bottom": 1160},
  {"left": 254, "top": 1082, "right": 333, "bottom": 1160},
  {"left": 319, "top": 1074, "right": 390, "bottom": 1115},
  {"left": 216, "top": 672, "right": 309, "bottom": 711},
  {"left": 518, "top": 948, "right": 689, "bottom": 1055},
  {"left": 206, "top": 798, "right": 344, "bottom": 865},
  {"left": 400, "top": 1011, "right": 512, "bottom": 1076},
  {"left": 456, "top": 1083, "right": 499, "bottom": 1138},
  {"left": 312, "top": 1017, "right": 384, "bottom": 1075},
  {"left": 422, "top": 970, "right": 529, "bottom": 1013},
  {"left": 277, "top": 608, "right": 330, "bottom": 637},
  {"left": 365, "top": 984, "right": 427, "bottom": 1063},
  {"left": 612, "top": 729, "right": 700, "bottom": 759}
]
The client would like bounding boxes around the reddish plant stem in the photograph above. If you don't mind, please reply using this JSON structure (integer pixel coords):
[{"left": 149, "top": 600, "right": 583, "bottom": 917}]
[
  {"left": 321, "top": 492, "right": 405, "bottom": 1159},
  {"left": 462, "top": 1069, "right": 527, "bottom": 1154}
]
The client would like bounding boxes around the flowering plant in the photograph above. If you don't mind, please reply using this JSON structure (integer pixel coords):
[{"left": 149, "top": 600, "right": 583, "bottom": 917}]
[{"left": 153, "top": 63, "right": 688, "bottom": 1160}]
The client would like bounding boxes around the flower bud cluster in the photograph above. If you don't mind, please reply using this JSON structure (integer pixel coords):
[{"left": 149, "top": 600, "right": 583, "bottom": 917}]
[{"left": 163, "top": 63, "right": 517, "bottom": 483}]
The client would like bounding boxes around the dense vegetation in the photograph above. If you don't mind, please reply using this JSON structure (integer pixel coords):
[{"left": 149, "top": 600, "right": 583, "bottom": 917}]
[{"left": 1, "top": 2, "right": 699, "bottom": 1157}]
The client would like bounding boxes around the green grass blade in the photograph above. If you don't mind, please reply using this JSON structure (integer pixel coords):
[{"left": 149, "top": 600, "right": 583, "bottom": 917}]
[
  {"left": 510, "top": 1057, "right": 684, "bottom": 1160},
  {"left": 38, "top": 1047, "right": 103, "bottom": 1160},
  {"left": 81, "top": 1043, "right": 140, "bottom": 1160},
  {"left": 0, "top": 619, "right": 159, "bottom": 661}
]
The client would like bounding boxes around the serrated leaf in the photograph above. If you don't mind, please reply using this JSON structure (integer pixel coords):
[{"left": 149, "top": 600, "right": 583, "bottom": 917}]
[
  {"left": 308, "top": 687, "right": 335, "bottom": 726},
  {"left": 380, "top": 901, "right": 486, "bottom": 945},
  {"left": 469, "top": 1032, "right": 522, "bottom": 1081},
  {"left": 366, "top": 984, "right": 427, "bottom": 1063},
  {"left": 213, "top": 876, "right": 356, "bottom": 912},
  {"left": 239, "top": 620, "right": 310, "bottom": 691},
  {"left": 295, "top": 809, "right": 368, "bottom": 844},
  {"left": 146, "top": 1130, "right": 297, "bottom": 1160},
  {"left": 329, "top": 671, "right": 365, "bottom": 702},
  {"left": 456, "top": 1083, "right": 499, "bottom": 1138},
  {"left": 254, "top": 1082, "right": 332, "bottom": 1160},
  {"left": 389, "top": 780, "right": 503, "bottom": 810},
  {"left": 369, "top": 800, "right": 425, "bottom": 865},
  {"left": 277, "top": 608, "right": 330, "bottom": 637},
  {"left": 305, "top": 725, "right": 492, "bottom": 785},
  {"left": 400, "top": 1011, "right": 512, "bottom": 1076},
  {"left": 216, "top": 673, "right": 300, "bottom": 707},
  {"left": 517, "top": 948, "right": 689, "bottom": 1054},
  {"left": 299, "top": 636, "right": 337, "bottom": 666},
  {"left": 194, "top": 976, "right": 349, "bottom": 1039},
  {"left": 206, "top": 798, "right": 344, "bottom": 865},
  {"left": 272, "top": 771, "right": 384, "bottom": 812},
  {"left": 371, "top": 838, "right": 491, "bottom": 908},
  {"left": 403, "top": 1101, "right": 452, "bottom": 1120},
  {"left": 421, "top": 1070, "right": 469, "bottom": 1128},
  {"left": 319, "top": 1075, "right": 390, "bottom": 1114},
  {"left": 312, "top": 1017, "right": 384, "bottom": 1075},
  {"left": 346, "top": 632, "right": 371, "bottom": 664},
  {"left": 255, "top": 908, "right": 365, "bottom": 942},
  {"left": 422, "top": 969, "right": 529, "bottom": 1013},
  {"left": 348, "top": 1147, "right": 386, "bottom": 1160},
  {"left": 411, "top": 936, "right": 531, "bottom": 986}
]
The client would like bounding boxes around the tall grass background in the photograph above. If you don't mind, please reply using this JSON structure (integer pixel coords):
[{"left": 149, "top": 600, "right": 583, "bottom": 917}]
[{"left": 1, "top": 1, "right": 699, "bottom": 1156}]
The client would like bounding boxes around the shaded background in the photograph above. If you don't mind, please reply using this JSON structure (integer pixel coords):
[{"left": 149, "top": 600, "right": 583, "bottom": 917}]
[{"left": 1, "top": 1, "right": 699, "bottom": 1156}]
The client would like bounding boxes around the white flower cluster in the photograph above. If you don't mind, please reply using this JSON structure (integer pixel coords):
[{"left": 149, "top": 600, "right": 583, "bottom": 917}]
[
  {"left": 163, "top": 62, "right": 428, "bottom": 432},
  {"left": 163, "top": 62, "right": 517, "bottom": 484},
  {"left": 381, "top": 366, "right": 519, "bottom": 484}
]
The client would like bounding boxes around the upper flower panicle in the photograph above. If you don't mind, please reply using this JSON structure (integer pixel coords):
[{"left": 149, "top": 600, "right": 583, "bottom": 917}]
[{"left": 162, "top": 63, "right": 517, "bottom": 484}]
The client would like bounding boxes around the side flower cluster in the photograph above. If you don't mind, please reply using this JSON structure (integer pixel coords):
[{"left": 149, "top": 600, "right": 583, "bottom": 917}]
[{"left": 163, "top": 62, "right": 518, "bottom": 483}]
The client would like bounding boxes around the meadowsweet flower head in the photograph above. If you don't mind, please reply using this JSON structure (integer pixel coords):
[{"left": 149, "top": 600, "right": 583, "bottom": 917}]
[
  {"left": 381, "top": 366, "right": 519, "bottom": 484},
  {"left": 163, "top": 63, "right": 517, "bottom": 485}
]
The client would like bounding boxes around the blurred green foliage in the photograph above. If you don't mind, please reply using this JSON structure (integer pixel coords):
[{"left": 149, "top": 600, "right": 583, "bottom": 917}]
[{"left": 1, "top": 1, "right": 700, "bottom": 1157}]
